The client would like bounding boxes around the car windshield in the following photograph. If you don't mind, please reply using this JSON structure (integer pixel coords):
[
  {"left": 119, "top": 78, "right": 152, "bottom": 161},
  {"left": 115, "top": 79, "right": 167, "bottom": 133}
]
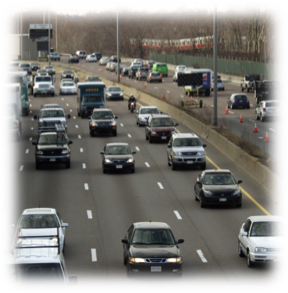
[
  {"left": 40, "top": 110, "right": 64, "bottom": 118},
  {"left": 20, "top": 64, "right": 30, "bottom": 68},
  {"left": 19, "top": 214, "right": 59, "bottom": 228},
  {"left": 151, "top": 118, "right": 174, "bottom": 127},
  {"left": 266, "top": 102, "right": 280, "bottom": 108},
  {"left": 88, "top": 77, "right": 99, "bottom": 81},
  {"left": 107, "top": 87, "right": 121, "bottom": 92},
  {"left": 132, "top": 229, "right": 175, "bottom": 245},
  {"left": 83, "top": 95, "right": 102, "bottom": 103},
  {"left": 250, "top": 221, "right": 281, "bottom": 237},
  {"left": 38, "top": 134, "right": 67, "bottom": 145},
  {"left": 35, "top": 77, "right": 51, "bottom": 82},
  {"left": 173, "top": 138, "right": 202, "bottom": 147},
  {"left": 63, "top": 71, "right": 72, "bottom": 74},
  {"left": 62, "top": 83, "right": 74, "bottom": 87},
  {"left": 105, "top": 145, "right": 131, "bottom": 155},
  {"left": 92, "top": 111, "right": 113, "bottom": 120},
  {"left": 203, "top": 173, "right": 237, "bottom": 185},
  {"left": 140, "top": 108, "right": 159, "bottom": 114},
  {"left": 14, "top": 263, "right": 64, "bottom": 282},
  {"left": 31, "top": 63, "right": 38, "bottom": 66}
]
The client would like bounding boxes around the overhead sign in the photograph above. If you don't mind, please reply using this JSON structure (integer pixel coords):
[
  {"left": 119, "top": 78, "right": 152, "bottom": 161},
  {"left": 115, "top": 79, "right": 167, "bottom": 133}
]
[
  {"left": 29, "top": 24, "right": 52, "bottom": 29},
  {"left": 29, "top": 24, "right": 53, "bottom": 39}
]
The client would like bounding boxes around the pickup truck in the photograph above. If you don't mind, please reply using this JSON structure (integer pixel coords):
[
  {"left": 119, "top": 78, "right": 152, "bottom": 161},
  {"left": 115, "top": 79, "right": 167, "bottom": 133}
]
[
  {"left": 32, "top": 75, "right": 55, "bottom": 97},
  {"left": 240, "top": 75, "right": 260, "bottom": 92},
  {"left": 49, "top": 52, "right": 61, "bottom": 61}
]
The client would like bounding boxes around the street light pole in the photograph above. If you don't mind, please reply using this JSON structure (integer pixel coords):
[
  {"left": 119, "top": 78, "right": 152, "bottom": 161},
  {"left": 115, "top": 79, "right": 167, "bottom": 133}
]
[
  {"left": 213, "top": 6, "right": 218, "bottom": 127},
  {"left": 117, "top": 8, "right": 120, "bottom": 83},
  {"left": 48, "top": 10, "right": 51, "bottom": 65}
]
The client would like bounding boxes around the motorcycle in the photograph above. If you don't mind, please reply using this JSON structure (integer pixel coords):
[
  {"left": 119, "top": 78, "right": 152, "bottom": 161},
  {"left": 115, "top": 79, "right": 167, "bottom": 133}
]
[{"left": 129, "top": 102, "right": 136, "bottom": 113}]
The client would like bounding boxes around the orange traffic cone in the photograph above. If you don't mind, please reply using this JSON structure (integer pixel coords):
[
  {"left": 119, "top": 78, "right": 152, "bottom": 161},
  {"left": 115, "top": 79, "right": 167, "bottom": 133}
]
[
  {"left": 264, "top": 131, "right": 269, "bottom": 142},
  {"left": 100, "top": 69, "right": 102, "bottom": 73},
  {"left": 190, "top": 98, "right": 193, "bottom": 103},
  {"left": 144, "top": 83, "right": 147, "bottom": 88},
  {"left": 239, "top": 114, "right": 243, "bottom": 123},
  {"left": 120, "top": 76, "right": 122, "bottom": 81},
  {"left": 225, "top": 106, "right": 229, "bottom": 114},
  {"left": 78, "top": 63, "right": 80, "bottom": 67},
  {"left": 253, "top": 122, "right": 258, "bottom": 133}
]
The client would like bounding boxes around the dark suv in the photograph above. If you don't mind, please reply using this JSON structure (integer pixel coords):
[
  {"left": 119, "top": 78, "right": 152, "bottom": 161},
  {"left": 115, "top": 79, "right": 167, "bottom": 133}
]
[
  {"left": 128, "top": 66, "right": 141, "bottom": 79},
  {"left": 145, "top": 114, "right": 178, "bottom": 143},
  {"left": 32, "top": 124, "right": 73, "bottom": 169},
  {"left": 89, "top": 108, "right": 118, "bottom": 137}
]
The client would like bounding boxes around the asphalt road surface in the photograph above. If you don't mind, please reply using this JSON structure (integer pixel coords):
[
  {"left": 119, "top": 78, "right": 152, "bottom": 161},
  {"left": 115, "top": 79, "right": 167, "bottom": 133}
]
[
  {"left": 7, "top": 73, "right": 282, "bottom": 289},
  {"left": 56, "top": 56, "right": 279, "bottom": 163}
]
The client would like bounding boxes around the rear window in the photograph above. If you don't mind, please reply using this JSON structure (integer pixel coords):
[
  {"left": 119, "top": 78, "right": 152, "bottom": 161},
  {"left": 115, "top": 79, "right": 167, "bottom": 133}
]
[
  {"left": 151, "top": 117, "right": 174, "bottom": 127},
  {"left": 266, "top": 102, "right": 280, "bottom": 108},
  {"left": 234, "top": 95, "right": 247, "bottom": 100}
]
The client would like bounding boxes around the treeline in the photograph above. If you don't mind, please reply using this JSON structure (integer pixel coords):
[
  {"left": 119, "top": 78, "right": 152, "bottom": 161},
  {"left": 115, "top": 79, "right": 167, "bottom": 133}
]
[{"left": 11, "top": 10, "right": 273, "bottom": 63}]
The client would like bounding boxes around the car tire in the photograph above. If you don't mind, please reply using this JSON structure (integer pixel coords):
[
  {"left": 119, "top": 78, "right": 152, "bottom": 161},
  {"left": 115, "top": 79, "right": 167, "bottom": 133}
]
[
  {"left": 171, "top": 161, "right": 177, "bottom": 171},
  {"left": 260, "top": 113, "right": 265, "bottom": 122},
  {"left": 194, "top": 190, "right": 199, "bottom": 201},
  {"left": 131, "top": 168, "right": 135, "bottom": 173},
  {"left": 238, "top": 240, "right": 245, "bottom": 257},
  {"left": 90, "top": 131, "right": 94, "bottom": 137},
  {"left": 65, "top": 161, "right": 70, "bottom": 169},
  {"left": 247, "top": 251, "right": 253, "bottom": 268},
  {"left": 200, "top": 197, "right": 205, "bottom": 208},
  {"left": 149, "top": 135, "right": 153, "bottom": 143},
  {"left": 201, "top": 162, "right": 206, "bottom": 170},
  {"left": 103, "top": 168, "right": 106, "bottom": 174},
  {"left": 145, "top": 132, "right": 148, "bottom": 140},
  {"left": 124, "top": 253, "right": 127, "bottom": 266},
  {"left": 34, "top": 93, "right": 36, "bottom": 97},
  {"left": 113, "top": 130, "right": 117, "bottom": 136},
  {"left": 167, "top": 155, "right": 171, "bottom": 166},
  {"left": 236, "top": 203, "right": 242, "bottom": 208}
]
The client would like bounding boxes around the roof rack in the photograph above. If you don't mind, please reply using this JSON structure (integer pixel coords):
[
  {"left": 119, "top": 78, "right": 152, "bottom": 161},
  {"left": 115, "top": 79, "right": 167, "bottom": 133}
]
[
  {"left": 55, "top": 123, "right": 65, "bottom": 133},
  {"left": 11, "top": 227, "right": 60, "bottom": 255}
]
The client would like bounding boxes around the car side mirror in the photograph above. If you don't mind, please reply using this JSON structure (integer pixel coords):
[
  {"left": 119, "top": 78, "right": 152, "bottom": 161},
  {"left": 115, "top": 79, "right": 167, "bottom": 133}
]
[
  {"left": 177, "top": 239, "right": 184, "bottom": 244},
  {"left": 68, "top": 141, "right": 73, "bottom": 145},
  {"left": 121, "top": 239, "right": 129, "bottom": 244},
  {"left": 67, "top": 114, "right": 71, "bottom": 119},
  {"left": 167, "top": 143, "right": 172, "bottom": 148},
  {"left": 237, "top": 180, "right": 242, "bottom": 184},
  {"left": 203, "top": 144, "right": 207, "bottom": 148},
  {"left": 34, "top": 115, "right": 37, "bottom": 120},
  {"left": 114, "top": 115, "right": 118, "bottom": 119},
  {"left": 174, "top": 123, "right": 179, "bottom": 126},
  {"left": 100, "top": 151, "right": 104, "bottom": 155},
  {"left": 32, "top": 142, "right": 37, "bottom": 145},
  {"left": 132, "top": 151, "right": 137, "bottom": 155},
  {"left": 62, "top": 223, "right": 69, "bottom": 227}
]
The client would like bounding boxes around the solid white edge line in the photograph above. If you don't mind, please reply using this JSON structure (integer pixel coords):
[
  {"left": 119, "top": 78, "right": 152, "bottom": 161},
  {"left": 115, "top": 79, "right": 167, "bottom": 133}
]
[
  {"left": 174, "top": 211, "right": 182, "bottom": 220},
  {"left": 87, "top": 210, "right": 92, "bottom": 219},
  {"left": 91, "top": 248, "right": 97, "bottom": 262},
  {"left": 196, "top": 249, "right": 208, "bottom": 263},
  {"left": 157, "top": 182, "right": 164, "bottom": 189}
]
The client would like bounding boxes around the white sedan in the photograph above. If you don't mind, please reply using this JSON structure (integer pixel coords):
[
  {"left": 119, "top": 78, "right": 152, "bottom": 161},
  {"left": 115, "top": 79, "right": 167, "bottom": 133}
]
[
  {"left": 86, "top": 54, "right": 97, "bottom": 62},
  {"left": 60, "top": 80, "right": 77, "bottom": 95},
  {"left": 238, "top": 215, "right": 283, "bottom": 267},
  {"left": 12, "top": 207, "right": 69, "bottom": 253}
]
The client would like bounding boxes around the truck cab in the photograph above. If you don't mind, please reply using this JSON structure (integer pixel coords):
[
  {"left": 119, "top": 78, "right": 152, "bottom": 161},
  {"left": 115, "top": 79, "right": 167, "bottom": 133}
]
[
  {"left": 33, "top": 75, "right": 55, "bottom": 97},
  {"left": 77, "top": 82, "right": 106, "bottom": 118},
  {"left": 9, "top": 227, "right": 77, "bottom": 285}
]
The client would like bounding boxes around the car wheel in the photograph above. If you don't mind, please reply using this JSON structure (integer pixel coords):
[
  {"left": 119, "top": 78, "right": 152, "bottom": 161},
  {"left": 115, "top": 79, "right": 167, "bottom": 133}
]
[
  {"left": 256, "top": 112, "right": 259, "bottom": 120},
  {"left": 34, "top": 93, "right": 36, "bottom": 97},
  {"left": 124, "top": 253, "right": 127, "bottom": 266},
  {"left": 131, "top": 168, "right": 135, "bottom": 173},
  {"left": 65, "top": 160, "right": 70, "bottom": 169},
  {"left": 90, "top": 131, "right": 94, "bottom": 137},
  {"left": 145, "top": 132, "right": 148, "bottom": 140},
  {"left": 167, "top": 155, "right": 171, "bottom": 166},
  {"left": 171, "top": 161, "right": 177, "bottom": 171},
  {"left": 113, "top": 130, "right": 117, "bottom": 136},
  {"left": 201, "top": 162, "right": 206, "bottom": 170},
  {"left": 238, "top": 240, "right": 244, "bottom": 257},
  {"left": 126, "top": 266, "right": 133, "bottom": 278},
  {"left": 236, "top": 203, "right": 242, "bottom": 208},
  {"left": 194, "top": 190, "right": 199, "bottom": 201},
  {"left": 103, "top": 168, "right": 106, "bottom": 174},
  {"left": 149, "top": 135, "right": 153, "bottom": 143},
  {"left": 81, "top": 113, "right": 84, "bottom": 119},
  {"left": 200, "top": 198, "right": 205, "bottom": 208},
  {"left": 247, "top": 251, "right": 253, "bottom": 268},
  {"left": 260, "top": 113, "right": 265, "bottom": 122}
]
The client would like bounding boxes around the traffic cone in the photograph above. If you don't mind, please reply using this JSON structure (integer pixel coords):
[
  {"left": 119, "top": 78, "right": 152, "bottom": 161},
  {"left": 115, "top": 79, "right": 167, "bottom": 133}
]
[
  {"left": 253, "top": 122, "right": 258, "bottom": 133},
  {"left": 120, "top": 76, "right": 122, "bottom": 81},
  {"left": 239, "top": 114, "right": 243, "bottom": 123},
  {"left": 264, "top": 131, "right": 269, "bottom": 142},
  {"left": 100, "top": 69, "right": 102, "bottom": 73},
  {"left": 78, "top": 63, "right": 80, "bottom": 67},
  {"left": 190, "top": 98, "right": 193, "bottom": 103},
  {"left": 144, "top": 83, "right": 147, "bottom": 88},
  {"left": 225, "top": 106, "right": 229, "bottom": 114}
]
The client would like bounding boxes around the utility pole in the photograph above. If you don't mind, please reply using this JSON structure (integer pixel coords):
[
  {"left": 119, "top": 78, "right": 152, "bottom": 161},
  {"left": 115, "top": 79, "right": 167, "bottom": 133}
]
[
  {"left": 56, "top": 13, "right": 58, "bottom": 52},
  {"left": 48, "top": 10, "right": 51, "bottom": 65},
  {"left": 213, "top": 6, "right": 218, "bottom": 127},
  {"left": 117, "top": 8, "right": 120, "bottom": 83}
]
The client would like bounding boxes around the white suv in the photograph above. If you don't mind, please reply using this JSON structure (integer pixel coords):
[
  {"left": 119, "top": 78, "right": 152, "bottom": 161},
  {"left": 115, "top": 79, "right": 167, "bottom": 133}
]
[
  {"left": 255, "top": 100, "right": 280, "bottom": 122},
  {"left": 167, "top": 133, "right": 206, "bottom": 170},
  {"left": 238, "top": 215, "right": 283, "bottom": 267}
]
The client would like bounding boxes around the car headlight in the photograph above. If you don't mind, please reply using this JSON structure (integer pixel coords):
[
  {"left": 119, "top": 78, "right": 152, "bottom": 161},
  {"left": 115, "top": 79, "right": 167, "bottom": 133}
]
[
  {"left": 203, "top": 189, "right": 213, "bottom": 196},
  {"left": 140, "top": 117, "right": 146, "bottom": 121},
  {"left": 197, "top": 151, "right": 206, "bottom": 156},
  {"left": 62, "top": 150, "right": 70, "bottom": 154},
  {"left": 111, "top": 121, "right": 116, "bottom": 126},
  {"left": 129, "top": 257, "right": 145, "bottom": 263},
  {"left": 126, "top": 158, "right": 134, "bottom": 163},
  {"left": 107, "top": 93, "right": 112, "bottom": 96},
  {"left": 232, "top": 189, "right": 241, "bottom": 196},
  {"left": 255, "top": 247, "right": 267, "bottom": 253},
  {"left": 36, "top": 150, "right": 43, "bottom": 155},
  {"left": 151, "top": 131, "right": 157, "bottom": 135},
  {"left": 167, "top": 257, "right": 182, "bottom": 263},
  {"left": 172, "top": 152, "right": 181, "bottom": 157},
  {"left": 104, "top": 159, "right": 112, "bottom": 163},
  {"left": 91, "top": 122, "right": 98, "bottom": 127},
  {"left": 171, "top": 131, "right": 175, "bottom": 134}
]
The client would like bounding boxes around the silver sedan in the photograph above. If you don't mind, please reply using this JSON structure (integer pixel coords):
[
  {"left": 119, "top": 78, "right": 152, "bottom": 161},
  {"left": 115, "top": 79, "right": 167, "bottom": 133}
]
[
  {"left": 60, "top": 81, "right": 77, "bottom": 95},
  {"left": 136, "top": 106, "right": 161, "bottom": 126}
]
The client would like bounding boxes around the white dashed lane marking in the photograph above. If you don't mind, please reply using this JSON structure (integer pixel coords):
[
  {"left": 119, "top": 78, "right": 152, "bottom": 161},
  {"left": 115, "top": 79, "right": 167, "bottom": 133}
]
[
  {"left": 91, "top": 249, "right": 97, "bottom": 262},
  {"left": 84, "top": 183, "right": 89, "bottom": 190},
  {"left": 197, "top": 250, "right": 208, "bottom": 263},
  {"left": 174, "top": 211, "right": 182, "bottom": 220},
  {"left": 82, "top": 163, "right": 86, "bottom": 169},
  {"left": 157, "top": 182, "right": 164, "bottom": 189},
  {"left": 87, "top": 210, "right": 93, "bottom": 219},
  {"left": 145, "top": 162, "right": 150, "bottom": 168},
  {"left": 135, "top": 147, "right": 140, "bottom": 151}
]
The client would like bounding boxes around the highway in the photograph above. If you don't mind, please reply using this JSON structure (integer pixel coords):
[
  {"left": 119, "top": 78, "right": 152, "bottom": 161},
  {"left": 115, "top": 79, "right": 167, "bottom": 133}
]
[
  {"left": 9, "top": 72, "right": 282, "bottom": 287},
  {"left": 54, "top": 56, "right": 279, "bottom": 164}
]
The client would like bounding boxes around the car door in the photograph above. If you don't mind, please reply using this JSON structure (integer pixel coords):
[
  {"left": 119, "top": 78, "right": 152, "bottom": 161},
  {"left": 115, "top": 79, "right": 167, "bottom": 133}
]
[
  {"left": 146, "top": 116, "right": 152, "bottom": 137},
  {"left": 239, "top": 219, "right": 252, "bottom": 254},
  {"left": 167, "top": 137, "right": 173, "bottom": 160},
  {"left": 195, "top": 172, "right": 205, "bottom": 199},
  {"left": 123, "top": 225, "right": 134, "bottom": 260}
]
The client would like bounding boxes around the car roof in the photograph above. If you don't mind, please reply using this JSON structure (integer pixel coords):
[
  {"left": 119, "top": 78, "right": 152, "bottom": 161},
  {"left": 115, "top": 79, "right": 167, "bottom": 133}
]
[
  {"left": 93, "top": 108, "right": 112, "bottom": 112},
  {"left": 247, "top": 215, "right": 283, "bottom": 222},
  {"left": 106, "top": 142, "right": 129, "bottom": 146},
  {"left": 172, "top": 133, "right": 198, "bottom": 138},
  {"left": 140, "top": 106, "right": 159, "bottom": 109},
  {"left": 203, "top": 169, "right": 231, "bottom": 174},
  {"left": 150, "top": 114, "right": 170, "bottom": 118},
  {"left": 134, "top": 222, "right": 171, "bottom": 229},
  {"left": 22, "top": 208, "right": 56, "bottom": 215}
]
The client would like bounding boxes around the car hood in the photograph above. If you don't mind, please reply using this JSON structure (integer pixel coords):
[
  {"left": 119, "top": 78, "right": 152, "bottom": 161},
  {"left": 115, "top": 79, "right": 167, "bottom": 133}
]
[
  {"left": 61, "top": 86, "right": 76, "bottom": 90},
  {"left": 203, "top": 185, "right": 239, "bottom": 192},
  {"left": 107, "top": 91, "right": 122, "bottom": 95},
  {"left": 173, "top": 146, "right": 204, "bottom": 153},
  {"left": 104, "top": 154, "right": 133, "bottom": 160},
  {"left": 250, "top": 237, "right": 283, "bottom": 249},
  {"left": 138, "top": 114, "right": 152, "bottom": 119},
  {"left": 129, "top": 245, "right": 180, "bottom": 258},
  {"left": 151, "top": 126, "right": 176, "bottom": 132},
  {"left": 37, "top": 144, "right": 68, "bottom": 150},
  {"left": 39, "top": 117, "right": 66, "bottom": 123},
  {"left": 18, "top": 228, "right": 59, "bottom": 237},
  {"left": 35, "top": 82, "right": 52, "bottom": 86}
]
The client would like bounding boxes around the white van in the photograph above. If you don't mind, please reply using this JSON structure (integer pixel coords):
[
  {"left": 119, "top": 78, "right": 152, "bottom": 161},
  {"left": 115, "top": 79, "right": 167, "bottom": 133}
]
[{"left": 76, "top": 50, "right": 87, "bottom": 59}]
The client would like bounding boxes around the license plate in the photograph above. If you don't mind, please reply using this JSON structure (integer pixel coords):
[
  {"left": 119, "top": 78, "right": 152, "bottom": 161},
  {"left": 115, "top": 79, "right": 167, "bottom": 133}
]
[
  {"left": 239, "top": 100, "right": 243, "bottom": 103},
  {"left": 116, "top": 165, "right": 122, "bottom": 169},
  {"left": 161, "top": 136, "right": 167, "bottom": 140},
  {"left": 151, "top": 266, "right": 161, "bottom": 272},
  {"left": 219, "top": 198, "right": 227, "bottom": 202},
  {"left": 50, "top": 158, "right": 56, "bottom": 162},
  {"left": 187, "top": 161, "right": 193, "bottom": 164}
]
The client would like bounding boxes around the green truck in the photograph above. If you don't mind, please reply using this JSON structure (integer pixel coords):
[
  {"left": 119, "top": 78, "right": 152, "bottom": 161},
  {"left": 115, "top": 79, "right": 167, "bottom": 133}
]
[{"left": 77, "top": 82, "right": 106, "bottom": 118}]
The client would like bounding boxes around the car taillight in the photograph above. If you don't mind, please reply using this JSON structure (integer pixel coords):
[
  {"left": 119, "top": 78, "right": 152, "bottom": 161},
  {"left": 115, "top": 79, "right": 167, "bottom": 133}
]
[
  {"left": 263, "top": 108, "right": 266, "bottom": 112},
  {"left": 248, "top": 82, "right": 250, "bottom": 86}
]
